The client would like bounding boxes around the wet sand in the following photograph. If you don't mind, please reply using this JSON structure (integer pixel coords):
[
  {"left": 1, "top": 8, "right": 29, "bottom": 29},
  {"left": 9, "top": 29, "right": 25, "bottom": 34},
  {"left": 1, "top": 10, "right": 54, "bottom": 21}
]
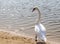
[
  {"left": 0, "top": 31, "right": 35, "bottom": 44},
  {"left": 0, "top": 31, "right": 60, "bottom": 44}
]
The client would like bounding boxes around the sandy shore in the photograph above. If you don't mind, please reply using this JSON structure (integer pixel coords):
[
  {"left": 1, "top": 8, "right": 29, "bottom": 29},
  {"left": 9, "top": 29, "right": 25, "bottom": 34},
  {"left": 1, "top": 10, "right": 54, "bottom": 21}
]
[
  {"left": 0, "top": 31, "right": 59, "bottom": 44},
  {"left": 0, "top": 31, "right": 36, "bottom": 44}
]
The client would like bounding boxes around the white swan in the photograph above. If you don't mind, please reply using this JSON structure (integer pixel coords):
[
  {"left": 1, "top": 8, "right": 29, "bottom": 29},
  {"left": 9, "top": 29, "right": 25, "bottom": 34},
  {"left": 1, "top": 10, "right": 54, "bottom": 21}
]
[{"left": 32, "top": 7, "right": 47, "bottom": 43}]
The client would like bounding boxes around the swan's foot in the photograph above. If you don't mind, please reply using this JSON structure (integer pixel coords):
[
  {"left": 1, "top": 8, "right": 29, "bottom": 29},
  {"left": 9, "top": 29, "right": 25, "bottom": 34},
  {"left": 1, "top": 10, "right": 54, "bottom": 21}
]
[
  {"left": 41, "top": 41, "right": 50, "bottom": 44},
  {"left": 36, "top": 41, "right": 50, "bottom": 44}
]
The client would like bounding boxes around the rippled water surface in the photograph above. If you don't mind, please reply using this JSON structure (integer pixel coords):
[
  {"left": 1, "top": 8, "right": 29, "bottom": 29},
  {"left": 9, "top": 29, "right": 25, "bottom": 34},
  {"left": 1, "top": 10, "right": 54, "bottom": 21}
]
[{"left": 0, "top": 0, "right": 60, "bottom": 43}]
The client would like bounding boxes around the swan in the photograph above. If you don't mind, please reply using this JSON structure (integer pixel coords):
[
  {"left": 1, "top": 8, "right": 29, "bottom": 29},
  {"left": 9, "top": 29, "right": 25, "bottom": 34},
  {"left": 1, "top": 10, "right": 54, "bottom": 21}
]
[{"left": 32, "top": 7, "right": 47, "bottom": 43}]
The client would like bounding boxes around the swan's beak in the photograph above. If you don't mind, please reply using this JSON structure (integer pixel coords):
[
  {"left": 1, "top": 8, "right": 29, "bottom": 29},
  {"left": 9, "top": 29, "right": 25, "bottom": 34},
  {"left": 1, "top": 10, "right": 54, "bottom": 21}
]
[{"left": 32, "top": 8, "right": 36, "bottom": 12}]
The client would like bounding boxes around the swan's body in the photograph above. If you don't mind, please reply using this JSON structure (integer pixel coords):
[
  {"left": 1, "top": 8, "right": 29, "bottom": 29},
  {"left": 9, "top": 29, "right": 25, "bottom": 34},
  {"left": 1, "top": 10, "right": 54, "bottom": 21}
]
[
  {"left": 32, "top": 7, "right": 47, "bottom": 43},
  {"left": 35, "top": 23, "right": 46, "bottom": 42}
]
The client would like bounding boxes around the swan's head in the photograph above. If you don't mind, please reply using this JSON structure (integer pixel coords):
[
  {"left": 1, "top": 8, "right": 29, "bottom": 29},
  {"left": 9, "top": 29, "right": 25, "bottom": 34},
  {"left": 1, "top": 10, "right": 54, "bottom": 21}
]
[{"left": 32, "top": 7, "right": 38, "bottom": 12}]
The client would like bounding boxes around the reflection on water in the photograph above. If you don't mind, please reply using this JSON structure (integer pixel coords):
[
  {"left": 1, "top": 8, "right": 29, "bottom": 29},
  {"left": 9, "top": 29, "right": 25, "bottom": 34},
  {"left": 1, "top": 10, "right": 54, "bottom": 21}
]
[{"left": 0, "top": 0, "right": 60, "bottom": 43}]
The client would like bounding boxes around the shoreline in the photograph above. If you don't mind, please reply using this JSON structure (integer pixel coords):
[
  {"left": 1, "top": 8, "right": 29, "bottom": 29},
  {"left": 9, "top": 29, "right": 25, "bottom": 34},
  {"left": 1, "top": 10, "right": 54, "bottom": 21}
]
[
  {"left": 0, "top": 30, "right": 35, "bottom": 44},
  {"left": 0, "top": 30, "right": 60, "bottom": 44},
  {"left": 0, "top": 30, "right": 34, "bottom": 39}
]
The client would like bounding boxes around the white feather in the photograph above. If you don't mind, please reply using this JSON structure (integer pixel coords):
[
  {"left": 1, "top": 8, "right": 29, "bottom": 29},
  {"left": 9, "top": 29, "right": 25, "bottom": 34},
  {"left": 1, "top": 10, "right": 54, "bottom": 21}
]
[{"left": 35, "top": 23, "right": 47, "bottom": 42}]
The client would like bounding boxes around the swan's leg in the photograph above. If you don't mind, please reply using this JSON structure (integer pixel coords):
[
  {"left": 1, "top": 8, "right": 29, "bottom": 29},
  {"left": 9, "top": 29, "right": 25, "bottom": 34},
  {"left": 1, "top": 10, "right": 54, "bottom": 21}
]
[
  {"left": 35, "top": 34, "right": 37, "bottom": 44},
  {"left": 35, "top": 35, "right": 37, "bottom": 41}
]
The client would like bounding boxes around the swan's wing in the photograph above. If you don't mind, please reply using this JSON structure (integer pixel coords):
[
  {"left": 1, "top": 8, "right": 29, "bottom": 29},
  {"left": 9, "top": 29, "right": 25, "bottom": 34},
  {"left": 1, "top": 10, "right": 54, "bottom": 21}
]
[
  {"left": 40, "top": 24, "right": 46, "bottom": 31},
  {"left": 35, "top": 24, "right": 46, "bottom": 32}
]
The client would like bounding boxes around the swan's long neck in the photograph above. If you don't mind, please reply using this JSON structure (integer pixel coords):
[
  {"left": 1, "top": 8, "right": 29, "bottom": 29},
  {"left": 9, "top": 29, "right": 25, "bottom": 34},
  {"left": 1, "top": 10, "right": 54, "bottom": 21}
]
[{"left": 32, "top": 7, "right": 41, "bottom": 24}]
